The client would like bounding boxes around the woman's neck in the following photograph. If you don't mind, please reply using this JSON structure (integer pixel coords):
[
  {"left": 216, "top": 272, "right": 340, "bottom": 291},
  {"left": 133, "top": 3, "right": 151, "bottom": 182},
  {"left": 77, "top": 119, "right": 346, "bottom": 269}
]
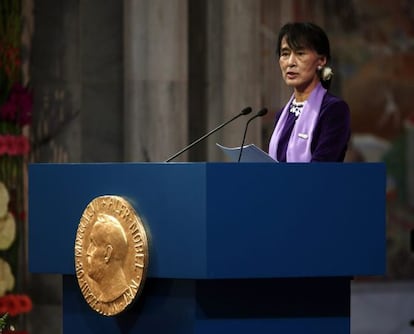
[{"left": 294, "top": 80, "right": 320, "bottom": 102}]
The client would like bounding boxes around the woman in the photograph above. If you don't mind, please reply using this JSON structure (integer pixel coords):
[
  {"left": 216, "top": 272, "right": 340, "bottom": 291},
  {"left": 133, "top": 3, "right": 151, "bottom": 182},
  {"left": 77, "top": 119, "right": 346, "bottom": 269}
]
[{"left": 268, "top": 22, "right": 350, "bottom": 162}]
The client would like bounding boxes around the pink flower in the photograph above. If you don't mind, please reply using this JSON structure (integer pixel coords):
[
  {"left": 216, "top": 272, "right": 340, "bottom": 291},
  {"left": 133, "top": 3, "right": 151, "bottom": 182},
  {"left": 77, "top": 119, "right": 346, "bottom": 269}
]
[
  {"left": 5, "top": 135, "right": 19, "bottom": 156},
  {"left": 0, "top": 83, "right": 33, "bottom": 126},
  {"left": 0, "top": 135, "right": 30, "bottom": 156}
]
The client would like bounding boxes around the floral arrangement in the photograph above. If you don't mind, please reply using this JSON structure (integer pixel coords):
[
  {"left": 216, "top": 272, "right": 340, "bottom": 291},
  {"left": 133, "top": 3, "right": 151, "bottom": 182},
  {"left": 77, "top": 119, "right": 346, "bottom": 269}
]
[
  {"left": 0, "top": 295, "right": 31, "bottom": 334},
  {"left": 0, "top": 0, "right": 33, "bottom": 332}
]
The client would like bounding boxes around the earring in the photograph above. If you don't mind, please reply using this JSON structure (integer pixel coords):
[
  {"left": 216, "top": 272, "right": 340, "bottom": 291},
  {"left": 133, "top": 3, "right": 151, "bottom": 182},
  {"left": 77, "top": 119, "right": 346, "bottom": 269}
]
[{"left": 317, "top": 65, "right": 323, "bottom": 71}]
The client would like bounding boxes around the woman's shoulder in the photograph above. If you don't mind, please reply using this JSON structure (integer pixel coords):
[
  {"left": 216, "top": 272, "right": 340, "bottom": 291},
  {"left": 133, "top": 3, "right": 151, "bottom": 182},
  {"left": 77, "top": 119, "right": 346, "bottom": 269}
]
[
  {"left": 323, "top": 92, "right": 348, "bottom": 105},
  {"left": 322, "top": 92, "right": 350, "bottom": 112}
]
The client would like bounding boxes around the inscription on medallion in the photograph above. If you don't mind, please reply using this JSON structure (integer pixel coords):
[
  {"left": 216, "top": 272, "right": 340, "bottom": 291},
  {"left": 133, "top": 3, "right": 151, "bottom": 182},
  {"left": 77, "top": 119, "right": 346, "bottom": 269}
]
[{"left": 74, "top": 195, "right": 149, "bottom": 316}]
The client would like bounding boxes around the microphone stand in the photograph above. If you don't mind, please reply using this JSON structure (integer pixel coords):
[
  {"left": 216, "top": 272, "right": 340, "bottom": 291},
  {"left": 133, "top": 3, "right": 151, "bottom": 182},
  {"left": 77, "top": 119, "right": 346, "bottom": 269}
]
[
  {"left": 165, "top": 107, "right": 252, "bottom": 162},
  {"left": 237, "top": 108, "right": 268, "bottom": 162}
]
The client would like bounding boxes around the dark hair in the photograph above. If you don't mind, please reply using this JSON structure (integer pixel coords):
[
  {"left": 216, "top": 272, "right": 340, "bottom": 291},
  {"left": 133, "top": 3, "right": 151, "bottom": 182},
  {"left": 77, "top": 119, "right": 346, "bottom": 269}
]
[
  {"left": 277, "top": 22, "right": 332, "bottom": 88},
  {"left": 277, "top": 22, "right": 330, "bottom": 60}
]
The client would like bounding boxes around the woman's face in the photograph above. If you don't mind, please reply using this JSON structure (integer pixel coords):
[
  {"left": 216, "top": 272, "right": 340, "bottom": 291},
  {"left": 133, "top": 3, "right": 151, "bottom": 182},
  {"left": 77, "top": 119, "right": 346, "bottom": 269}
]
[{"left": 279, "top": 36, "right": 326, "bottom": 95}]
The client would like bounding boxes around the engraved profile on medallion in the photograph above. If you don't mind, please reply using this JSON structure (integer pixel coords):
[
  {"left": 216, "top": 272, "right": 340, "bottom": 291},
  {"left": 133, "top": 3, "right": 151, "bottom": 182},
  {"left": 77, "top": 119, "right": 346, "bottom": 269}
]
[
  {"left": 86, "top": 213, "right": 129, "bottom": 303},
  {"left": 74, "top": 195, "right": 149, "bottom": 316}
]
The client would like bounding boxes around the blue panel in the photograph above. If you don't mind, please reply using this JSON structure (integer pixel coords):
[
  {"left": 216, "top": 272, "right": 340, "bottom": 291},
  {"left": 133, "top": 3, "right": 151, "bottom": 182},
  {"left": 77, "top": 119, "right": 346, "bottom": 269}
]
[
  {"left": 63, "top": 276, "right": 350, "bottom": 334},
  {"left": 194, "top": 318, "right": 349, "bottom": 334},
  {"left": 205, "top": 163, "right": 386, "bottom": 278},
  {"left": 29, "top": 163, "right": 207, "bottom": 277},
  {"left": 29, "top": 162, "right": 385, "bottom": 279},
  {"left": 63, "top": 276, "right": 196, "bottom": 334},
  {"left": 32, "top": 163, "right": 381, "bottom": 334}
]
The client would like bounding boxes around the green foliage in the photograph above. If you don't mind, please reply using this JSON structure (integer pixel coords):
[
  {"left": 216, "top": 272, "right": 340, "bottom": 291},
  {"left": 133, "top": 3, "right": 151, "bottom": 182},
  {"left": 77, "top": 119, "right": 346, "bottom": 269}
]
[{"left": 0, "top": 313, "right": 8, "bottom": 330}]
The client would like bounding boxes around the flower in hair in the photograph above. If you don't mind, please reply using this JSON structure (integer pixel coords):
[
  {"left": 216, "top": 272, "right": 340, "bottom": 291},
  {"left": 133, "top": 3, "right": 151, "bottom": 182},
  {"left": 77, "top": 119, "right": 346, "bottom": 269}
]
[{"left": 320, "top": 66, "right": 333, "bottom": 81}]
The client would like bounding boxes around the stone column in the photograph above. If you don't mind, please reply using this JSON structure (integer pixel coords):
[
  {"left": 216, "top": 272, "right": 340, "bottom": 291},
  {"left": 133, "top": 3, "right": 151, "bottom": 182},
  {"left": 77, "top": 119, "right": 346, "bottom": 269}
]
[
  {"left": 261, "top": 0, "right": 294, "bottom": 145},
  {"left": 124, "top": 0, "right": 188, "bottom": 162},
  {"left": 206, "top": 0, "right": 262, "bottom": 161}
]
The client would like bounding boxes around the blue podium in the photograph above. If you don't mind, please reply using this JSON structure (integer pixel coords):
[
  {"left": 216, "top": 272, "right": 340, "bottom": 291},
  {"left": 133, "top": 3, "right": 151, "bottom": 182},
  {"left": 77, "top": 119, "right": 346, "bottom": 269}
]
[{"left": 28, "top": 162, "right": 386, "bottom": 333}]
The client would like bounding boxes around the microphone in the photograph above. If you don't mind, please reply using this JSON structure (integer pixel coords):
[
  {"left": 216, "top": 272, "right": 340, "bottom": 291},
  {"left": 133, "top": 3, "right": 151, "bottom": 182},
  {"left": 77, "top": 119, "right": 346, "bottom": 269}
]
[
  {"left": 237, "top": 108, "right": 268, "bottom": 162},
  {"left": 165, "top": 106, "right": 253, "bottom": 162}
]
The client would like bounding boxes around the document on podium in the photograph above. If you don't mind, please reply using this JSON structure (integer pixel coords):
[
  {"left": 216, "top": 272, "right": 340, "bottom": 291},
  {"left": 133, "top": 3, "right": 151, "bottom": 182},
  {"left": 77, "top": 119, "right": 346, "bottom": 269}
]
[{"left": 216, "top": 143, "right": 277, "bottom": 163}]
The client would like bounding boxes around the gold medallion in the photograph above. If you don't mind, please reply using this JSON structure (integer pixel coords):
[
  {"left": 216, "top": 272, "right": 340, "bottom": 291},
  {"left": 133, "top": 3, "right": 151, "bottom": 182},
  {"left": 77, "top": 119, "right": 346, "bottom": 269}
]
[{"left": 74, "top": 195, "right": 149, "bottom": 316}]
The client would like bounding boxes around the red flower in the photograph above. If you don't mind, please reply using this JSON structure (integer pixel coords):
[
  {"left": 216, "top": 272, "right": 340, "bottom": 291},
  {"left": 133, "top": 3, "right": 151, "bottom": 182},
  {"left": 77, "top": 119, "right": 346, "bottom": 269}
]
[
  {"left": 11, "top": 83, "right": 33, "bottom": 126},
  {"left": 5, "top": 135, "right": 19, "bottom": 156},
  {"left": 0, "top": 294, "right": 32, "bottom": 317},
  {"left": 0, "top": 101, "right": 17, "bottom": 121},
  {"left": 16, "top": 135, "right": 30, "bottom": 155},
  {"left": 17, "top": 294, "right": 32, "bottom": 314},
  {"left": 0, "top": 298, "right": 8, "bottom": 314},
  {"left": 0, "top": 136, "right": 8, "bottom": 155},
  {"left": 2, "top": 295, "right": 19, "bottom": 317}
]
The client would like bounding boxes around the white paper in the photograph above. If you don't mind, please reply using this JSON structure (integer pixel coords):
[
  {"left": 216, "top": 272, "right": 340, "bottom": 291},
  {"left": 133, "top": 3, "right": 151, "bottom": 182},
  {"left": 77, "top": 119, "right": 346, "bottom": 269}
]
[{"left": 216, "top": 143, "right": 277, "bottom": 163}]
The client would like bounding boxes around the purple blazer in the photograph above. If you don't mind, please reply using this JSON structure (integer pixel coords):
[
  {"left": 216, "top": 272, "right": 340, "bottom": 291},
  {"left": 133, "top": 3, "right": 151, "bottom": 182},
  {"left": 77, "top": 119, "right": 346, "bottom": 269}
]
[{"left": 273, "top": 92, "right": 351, "bottom": 162}]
